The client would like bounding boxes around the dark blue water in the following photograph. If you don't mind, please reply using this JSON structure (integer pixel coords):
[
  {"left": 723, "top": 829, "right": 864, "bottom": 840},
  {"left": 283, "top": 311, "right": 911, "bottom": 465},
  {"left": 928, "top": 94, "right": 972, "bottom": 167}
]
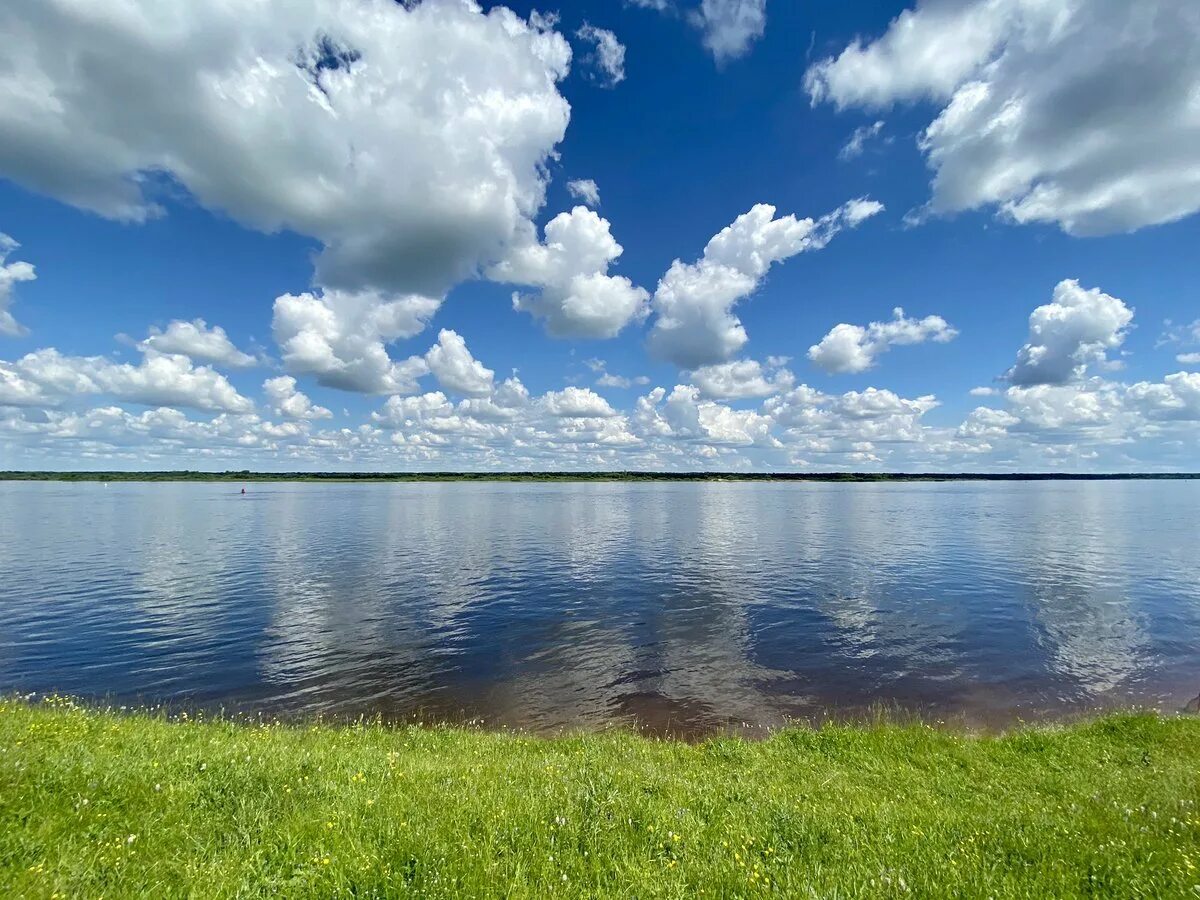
[{"left": 1, "top": 481, "right": 1198, "bottom": 734}]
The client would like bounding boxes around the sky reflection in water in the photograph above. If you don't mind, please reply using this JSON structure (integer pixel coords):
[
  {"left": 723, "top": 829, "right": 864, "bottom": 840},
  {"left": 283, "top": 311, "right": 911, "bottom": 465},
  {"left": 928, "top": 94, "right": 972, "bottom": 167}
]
[{"left": 1, "top": 481, "right": 1197, "bottom": 735}]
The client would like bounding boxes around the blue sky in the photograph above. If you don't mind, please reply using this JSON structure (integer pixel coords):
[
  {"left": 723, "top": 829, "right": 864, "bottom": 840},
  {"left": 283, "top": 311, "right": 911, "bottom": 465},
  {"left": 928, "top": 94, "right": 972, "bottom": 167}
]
[{"left": 0, "top": 0, "right": 1198, "bottom": 471}]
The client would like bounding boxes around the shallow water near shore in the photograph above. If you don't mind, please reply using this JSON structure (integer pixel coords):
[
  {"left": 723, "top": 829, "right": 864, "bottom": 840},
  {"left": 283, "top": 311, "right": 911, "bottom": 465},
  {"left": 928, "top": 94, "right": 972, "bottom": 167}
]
[{"left": 1, "top": 480, "right": 1198, "bottom": 735}]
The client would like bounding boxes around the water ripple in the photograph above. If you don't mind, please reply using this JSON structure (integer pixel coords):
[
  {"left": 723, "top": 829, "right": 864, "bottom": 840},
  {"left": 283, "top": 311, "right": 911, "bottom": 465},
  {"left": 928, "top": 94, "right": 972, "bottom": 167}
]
[{"left": 0, "top": 480, "right": 1198, "bottom": 733}]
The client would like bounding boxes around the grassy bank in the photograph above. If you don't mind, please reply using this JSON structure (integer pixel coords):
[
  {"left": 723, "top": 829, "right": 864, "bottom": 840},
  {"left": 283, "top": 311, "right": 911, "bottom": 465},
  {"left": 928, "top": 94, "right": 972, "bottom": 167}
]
[{"left": 2, "top": 700, "right": 1198, "bottom": 897}]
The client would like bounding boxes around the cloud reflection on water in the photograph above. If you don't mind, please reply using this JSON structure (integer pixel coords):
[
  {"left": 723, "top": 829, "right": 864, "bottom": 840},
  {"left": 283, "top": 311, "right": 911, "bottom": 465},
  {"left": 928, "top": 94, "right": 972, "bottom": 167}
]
[{"left": 0, "top": 481, "right": 1197, "bottom": 733}]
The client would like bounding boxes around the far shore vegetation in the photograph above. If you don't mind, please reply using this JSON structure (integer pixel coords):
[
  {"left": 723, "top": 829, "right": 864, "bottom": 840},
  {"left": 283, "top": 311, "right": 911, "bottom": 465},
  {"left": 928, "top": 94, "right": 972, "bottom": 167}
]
[
  {"left": 1, "top": 469, "right": 1198, "bottom": 484},
  {"left": 2, "top": 698, "right": 1199, "bottom": 897}
]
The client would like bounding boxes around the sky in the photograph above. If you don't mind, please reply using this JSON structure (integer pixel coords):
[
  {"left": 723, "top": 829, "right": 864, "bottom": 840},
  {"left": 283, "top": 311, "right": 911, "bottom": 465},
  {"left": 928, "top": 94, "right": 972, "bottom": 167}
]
[{"left": 0, "top": 0, "right": 1198, "bottom": 472}]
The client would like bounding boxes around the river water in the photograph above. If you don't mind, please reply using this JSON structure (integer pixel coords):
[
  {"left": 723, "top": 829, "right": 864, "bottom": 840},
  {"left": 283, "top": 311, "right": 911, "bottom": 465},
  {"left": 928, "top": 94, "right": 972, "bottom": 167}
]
[{"left": 1, "top": 480, "right": 1197, "bottom": 734}]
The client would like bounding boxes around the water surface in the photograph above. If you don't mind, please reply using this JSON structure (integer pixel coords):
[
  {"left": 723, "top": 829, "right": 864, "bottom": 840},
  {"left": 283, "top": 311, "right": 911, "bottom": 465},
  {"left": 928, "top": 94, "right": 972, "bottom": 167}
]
[{"left": 1, "top": 481, "right": 1198, "bottom": 734}]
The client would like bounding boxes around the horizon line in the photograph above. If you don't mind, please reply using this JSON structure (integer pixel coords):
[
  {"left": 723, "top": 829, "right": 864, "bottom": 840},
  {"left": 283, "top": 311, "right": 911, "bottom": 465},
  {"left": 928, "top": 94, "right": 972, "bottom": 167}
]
[{"left": 2, "top": 470, "right": 1198, "bottom": 481}]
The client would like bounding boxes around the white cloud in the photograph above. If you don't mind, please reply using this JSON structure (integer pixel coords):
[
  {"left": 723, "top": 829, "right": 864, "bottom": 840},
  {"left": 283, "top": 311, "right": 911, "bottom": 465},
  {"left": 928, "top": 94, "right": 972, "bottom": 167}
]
[
  {"left": 944, "top": 369, "right": 1200, "bottom": 474},
  {"left": 6, "top": 355, "right": 1198, "bottom": 470},
  {"left": 424, "top": 329, "right": 495, "bottom": 398},
  {"left": 806, "top": 0, "right": 1200, "bottom": 235},
  {"left": 0, "top": 233, "right": 35, "bottom": 337},
  {"left": 764, "top": 384, "right": 941, "bottom": 453},
  {"left": 0, "top": 0, "right": 571, "bottom": 299},
  {"left": 140, "top": 319, "right": 256, "bottom": 368},
  {"left": 459, "top": 377, "right": 531, "bottom": 421},
  {"left": 596, "top": 372, "right": 651, "bottom": 389},
  {"left": 271, "top": 289, "right": 435, "bottom": 394},
  {"left": 367, "top": 378, "right": 639, "bottom": 457},
  {"left": 3, "top": 348, "right": 253, "bottom": 413},
  {"left": 805, "top": 0, "right": 1026, "bottom": 108},
  {"left": 576, "top": 24, "right": 626, "bottom": 86},
  {"left": 0, "top": 363, "right": 47, "bottom": 407},
  {"left": 586, "top": 358, "right": 650, "bottom": 389},
  {"left": 373, "top": 391, "right": 459, "bottom": 431},
  {"left": 0, "top": 404, "right": 320, "bottom": 462},
  {"left": 950, "top": 372, "right": 1195, "bottom": 468},
  {"left": 808, "top": 307, "right": 958, "bottom": 374},
  {"left": 540, "top": 386, "right": 618, "bottom": 418},
  {"left": 263, "top": 375, "right": 331, "bottom": 421},
  {"left": 1004, "top": 280, "right": 1133, "bottom": 386},
  {"left": 690, "top": 0, "right": 767, "bottom": 64},
  {"left": 648, "top": 198, "right": 884, "bottom": 368},
  {"left": 832, "top": 387, "right": 940, "bottom": 422},
  {"left": 1160, "top": 319, "right": 1200, "bottom": 364},
  {"left": 959, "top": 372, "right": 1199, "bottom": 453},
  {"left": 688, "top": 358, "right": 794, "bottom": 399},
  {"left": 1126, "top": 371, "right": 1200, "bottom": 422},
  {"left": 495, "top": 206, "right": 650, "bottom": 339},
  {"left": 838, "top": 120, "right": 885, "bottom": 161},
  {"left": 623, "top": 0, "right": 765, "bottom": 64},
  {"left": 957, "top": 406, "right": 1019, "bottom": 441},
  {"left": 567, "top": 179, "right": 601, "bottom": 207},
  {"left": 636, "top": 384, "right": 777, "bottom": 446}
]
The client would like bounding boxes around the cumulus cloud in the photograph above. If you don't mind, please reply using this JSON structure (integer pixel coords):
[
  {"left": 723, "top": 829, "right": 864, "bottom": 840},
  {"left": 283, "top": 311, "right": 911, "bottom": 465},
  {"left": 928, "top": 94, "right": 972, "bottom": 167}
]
[
  {"left": 688, "top": 357, "right": 794, "bottom": 399},
  {"left": 0, "top": 363, "right": 47, "bottom": 407},
  {"left": 494, "top": 207, "right": 650, "bottom": 339},
  {"left": 636, "top": 385, "right": 777, "bottom": 446},
  {"left": 806, "top": 0, "right": 1200, "bottom": 235},
  {"left": 1126, "top": 371, "right": 1200, "bottom": 422},
  {"left": 366, "top": 378, "right": 639, "bottom": 460},
  {"left": 567, "top": 179, "right": 601, "bottom": 207},
  {"left": 764, "top": 385, "right": 941, "bottom": 454},
  {"left": 576, "top": 24, "right": 627, "bottom": 86},
  {"left": 648, "top": 198, "right": 884, "bottom": 368},
  {"left": 6, "top": 353, "right": 1198, "bottom": 470},
  {"left": 263, "top": 376, "right": 332, "bottom": 421},
  {"left": 808, "top": 307, "right": 958, "bottom": 374},
  {"left": 953, "top": 368, "right": 1200, "bottom": 470},
  {"left": 993, "top": 381, "right": 1122, "bottom": 434},
  {"left": 957, "top": 405, "right": 1020, "bottom": 441},
  {"left": 0, "top": 233, "right": 36, "bottom": 337},
  {"left": 424, "top": 329, "right": 495, "bottom": 398},
  {"left": 540, "top": 386, "right": 618, "bottom": 418},
  {"left": 0, "top": 0, "right": 571, "bottom": 299},
  {"left": 1004, "top": 280, "right": 1133, "bottom": 386},
  {"left": 1, "top": 348, "right": 253, "bottom": 413},
  {"left": 690, "top": 0, "right": 768, "bottom": 64},
  {"left": 139, "top": 319, "right": 256, "bottom": 368},
  {"left": 0, "top": 404, "right": 318, "bottom": 464},
  {"left": 271, "top": 289, "right": 435, "bottom": 394},
  {"left": 372, "top": 391, "right": 504, "bottom": 439},
  {"left": 956, "top": 370, "right": 1200, "bottom": 468}
]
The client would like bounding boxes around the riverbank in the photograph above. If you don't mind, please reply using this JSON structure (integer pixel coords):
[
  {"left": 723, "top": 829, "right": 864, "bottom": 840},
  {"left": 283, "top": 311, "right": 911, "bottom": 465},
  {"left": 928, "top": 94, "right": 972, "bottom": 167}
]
[{"left": 2, "top": 700, "right": 1198, "bottom": 897}]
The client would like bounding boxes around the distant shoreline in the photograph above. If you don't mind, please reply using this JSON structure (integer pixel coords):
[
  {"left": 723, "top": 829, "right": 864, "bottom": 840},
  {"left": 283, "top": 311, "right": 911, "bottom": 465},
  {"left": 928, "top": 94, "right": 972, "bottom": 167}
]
[{"left": 1, "top": 470, "right": 1198, "bottom": 483}]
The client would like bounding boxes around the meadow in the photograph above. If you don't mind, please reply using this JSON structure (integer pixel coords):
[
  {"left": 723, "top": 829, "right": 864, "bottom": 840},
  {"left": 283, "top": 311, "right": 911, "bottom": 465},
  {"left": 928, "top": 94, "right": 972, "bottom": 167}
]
[{"left": 2, "top": 698, "right": 1198, "bottom": 897}]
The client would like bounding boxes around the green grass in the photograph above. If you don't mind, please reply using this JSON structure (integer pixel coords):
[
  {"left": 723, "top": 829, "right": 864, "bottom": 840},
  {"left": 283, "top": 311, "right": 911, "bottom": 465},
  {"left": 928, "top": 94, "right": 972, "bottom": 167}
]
[{"left": 2, "top": 699, "right": 1198, "bottom": 897}]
